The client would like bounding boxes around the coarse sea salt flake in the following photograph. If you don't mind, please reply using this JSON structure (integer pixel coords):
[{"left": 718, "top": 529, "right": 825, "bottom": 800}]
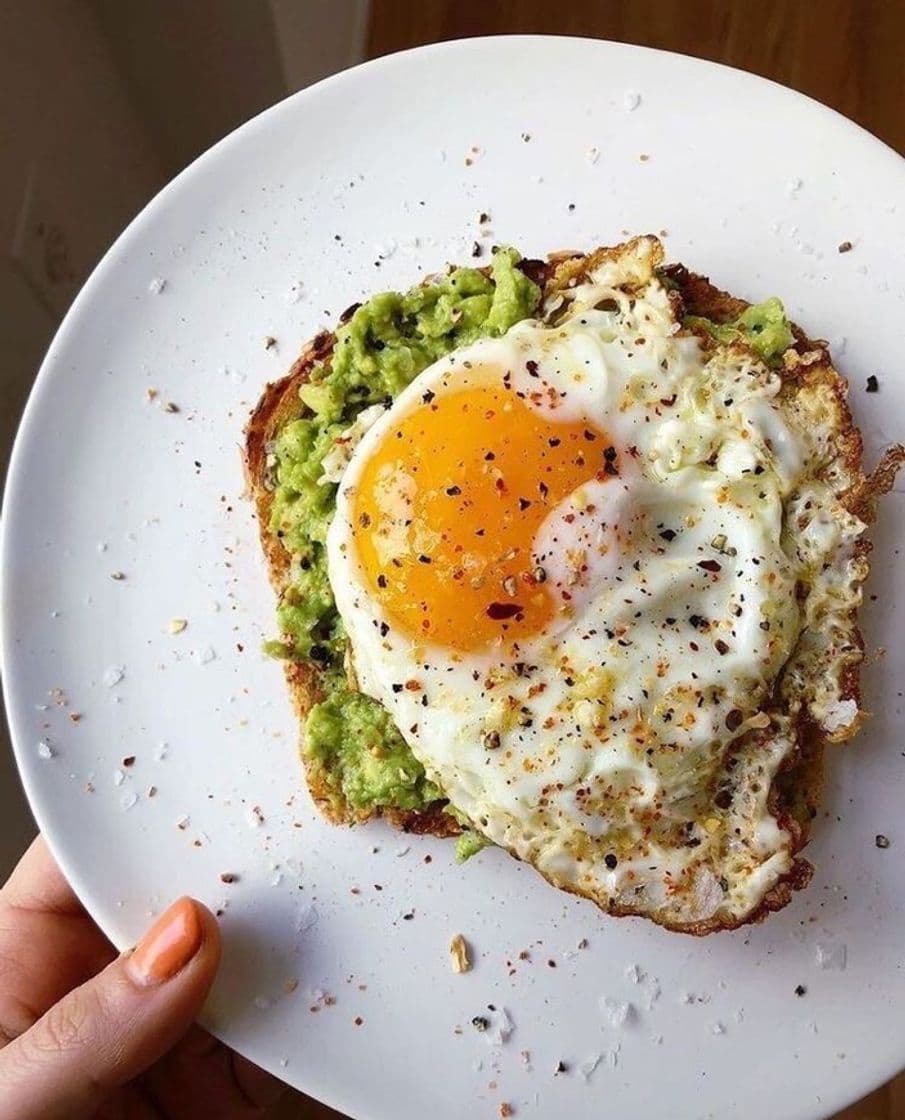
[
  {"left": 192, "top": 646, "right": 216, "bottom": 666},
  {"left": 816, "top": 941, "right": 847, "bottom": 971},
  {"left": 120, "top": 791, "right": 138, "bottom": 811},
  {"left": 623, "top": 90, "right": 641, "bottom": 111},
  {"left": 37, "top": 740, "right": 54, "bottom": 760},
  {"left": 148, "top": 277, "right": 167, "bottom": 295},
  {"left": 482, "top": 1007, "right": 514, "bottom": 1046},
  {"left": 600, "top": 997, "right": 633, "bottom": 1027},
  {"left": 295, "top": 904, "right": 319, "bottom": 932},
  {"left": 102, "top": 666, "right": 125, "bottom": 688},
  {"left": 579, "top": 1054, "right": 602, "bottom": 1081}
]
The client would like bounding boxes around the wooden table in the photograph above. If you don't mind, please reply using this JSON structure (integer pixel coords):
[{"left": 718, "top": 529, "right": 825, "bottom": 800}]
[{"left": 276, "top": 3, "right": 905, "bottom": 1116}]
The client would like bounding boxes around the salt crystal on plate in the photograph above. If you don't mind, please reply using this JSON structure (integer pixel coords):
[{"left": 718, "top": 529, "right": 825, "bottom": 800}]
[
  {"left": 712, "top": 1021, "right": 726, "bottom": 1035},
  {"left": 102, "top": 665, "right": 125, "bottom": 688},
  {"left": 192, "top": 646, "right": 216, "bottom": 666},
  {"left": 482, "top": 1007, "right": 514, "bottom": 1046},
  {"left": 295, "top": 904, "right": 319, "bottom": 932},
  {"left": 586, "top": 146, "right": 601, "bottom": 165},
  {"left": 579, "top": 1054, "right": 602, "bottom": 1081},
  {"left": 625, "top": 964, "right": 641, "bottom": 983},
  {"left": 640, "top": 975, "right": 661, "bottom": 1010},
  {"left": 285, "top": 282, "right": 304, "bottom": 305},
  {"left": 786, "top": 177, "right": 803, "bottom": 196},
  {"left": 815, "top": 941, "right": 847, "bottom": 971},
  {"left": 120, "top": 791, "right": 138, "bottom": 811},
  {"left": 37, "top": 740, "right": 54, "bottom": 760},
  {"left": 600, "top": 997, "right": 634, "bottom": 1027},
  {"left": 112, "top": 768, "right": 125, "bottom": 787},
  {"left": 623, "top": 90, "right": 641, "bottom": 111},
  {"left": 148, "top": 277, "right": 167, "bottom": 295}
]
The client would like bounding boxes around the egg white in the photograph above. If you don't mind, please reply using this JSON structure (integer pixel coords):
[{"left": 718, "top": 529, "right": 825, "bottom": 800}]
[{"left": 326, "top": 238, "right": 867, "bottom": 929}]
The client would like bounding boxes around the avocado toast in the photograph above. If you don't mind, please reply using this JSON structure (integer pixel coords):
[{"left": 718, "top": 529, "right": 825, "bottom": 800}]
[{"left": 245, "top": 238, "right": 903, "bottom": 931}]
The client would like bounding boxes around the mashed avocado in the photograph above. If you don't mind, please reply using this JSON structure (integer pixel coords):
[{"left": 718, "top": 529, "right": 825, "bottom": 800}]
[
  {"left": 269, "top": 248, "right": 540, "bottom": 817},
  {"left": 688, "top": 297, "right": 793, "bottom": 364}
]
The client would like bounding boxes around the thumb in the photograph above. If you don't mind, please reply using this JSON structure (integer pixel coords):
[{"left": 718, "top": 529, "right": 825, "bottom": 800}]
[{"left": 0, "top": 896, "right": 220, "bottom": 1120}]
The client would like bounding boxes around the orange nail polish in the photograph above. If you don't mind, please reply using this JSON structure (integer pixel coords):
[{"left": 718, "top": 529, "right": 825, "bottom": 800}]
[{"left": 128, "top": 897, "right": 203, "bottom": 985}]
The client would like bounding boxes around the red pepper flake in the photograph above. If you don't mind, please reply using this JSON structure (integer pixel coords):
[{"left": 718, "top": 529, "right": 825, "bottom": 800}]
[
  {"left": 219, "top": 872, "right": 238, "bottom": 884},
  {"left": 866, "top": 375, "right": 879, "bottom": 393},
  {"left": 487, "top": 602, "right": 521, "bottom": 620},
  {"left": 715, "top": 639, "right": 730, "bottom": 656},
  {"left": 122, "top": 755, "right": 136, "bottom": 768},
  {"left": 698, "top": 559, "right": 722, "bottom": 573},
  {"left": 354, "top": 1016, "right": 364, "bottom": 1026},
  {"left": 838, "top": 240, "right": 853, "bottom": 253},
  {"left": 500, "top": 1104, "right": 514, "bottom": 1118}
]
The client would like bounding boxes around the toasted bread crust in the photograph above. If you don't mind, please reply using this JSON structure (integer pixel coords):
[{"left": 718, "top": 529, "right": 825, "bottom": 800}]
[{"left": 244, "top": 241, "right": 902, "bottom": 932}]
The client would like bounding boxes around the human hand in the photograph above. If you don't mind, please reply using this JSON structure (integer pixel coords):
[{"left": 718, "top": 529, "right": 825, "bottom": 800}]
[{"left": 0, "top": 836, "right": 285, "bottom": 1119}]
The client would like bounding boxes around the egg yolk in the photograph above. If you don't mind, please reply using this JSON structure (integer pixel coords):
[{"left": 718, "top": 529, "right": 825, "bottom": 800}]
[{"left": 352, "top": 375, "right": 612, "bottom": 651}]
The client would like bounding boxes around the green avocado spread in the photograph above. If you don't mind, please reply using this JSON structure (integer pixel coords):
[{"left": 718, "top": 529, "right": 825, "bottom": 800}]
[
  {"left": 687, "top": 296, "right": 793, "bottom": 364},
  {"left": 266, "top": 249, "right": 792, "bottom": 831},
  {"left": 269, "top": 248, "right": 540, "bottom": 819}
]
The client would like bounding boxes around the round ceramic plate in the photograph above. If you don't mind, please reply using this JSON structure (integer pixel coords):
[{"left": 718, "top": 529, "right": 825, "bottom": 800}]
[{"left": 3, "top": 36, "right": 905, "bottom": 1120}]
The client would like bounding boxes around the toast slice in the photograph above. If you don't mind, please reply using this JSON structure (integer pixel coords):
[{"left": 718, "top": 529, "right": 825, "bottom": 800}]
[{"left": 245, "top": 240, "right": 903, "bottom": 929}]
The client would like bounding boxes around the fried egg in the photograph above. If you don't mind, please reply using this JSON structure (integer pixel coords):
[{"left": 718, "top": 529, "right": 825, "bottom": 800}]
[{"left": 326, "top": 237, "right": 867, "bottom": 930}]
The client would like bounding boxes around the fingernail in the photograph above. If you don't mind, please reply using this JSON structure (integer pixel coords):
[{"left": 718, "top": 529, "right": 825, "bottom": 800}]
[{"left": 128, "top": 897, "right": 204, "bottom": 986}]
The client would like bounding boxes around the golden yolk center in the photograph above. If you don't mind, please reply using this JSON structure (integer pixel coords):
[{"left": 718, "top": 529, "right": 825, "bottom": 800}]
[{"left": 352, "top": 377, "right": 611, "bottom": 651}]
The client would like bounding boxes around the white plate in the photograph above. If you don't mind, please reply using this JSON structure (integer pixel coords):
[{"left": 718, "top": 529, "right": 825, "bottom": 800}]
[{"left": 3, "top": 36, "right": 905, "bottom": 1120}]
